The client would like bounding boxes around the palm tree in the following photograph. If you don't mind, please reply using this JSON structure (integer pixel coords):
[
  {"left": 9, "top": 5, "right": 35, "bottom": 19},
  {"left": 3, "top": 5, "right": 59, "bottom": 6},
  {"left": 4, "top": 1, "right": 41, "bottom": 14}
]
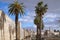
[
  {"left": 34, "top": 16, "right": 43, "bottom": 40},
  {"left": 34, "top": 1, "right": 48, "bottom": 40},
  {"left": 8, "top": 1, "right": 24, "bottom": 40},
  {"left": 34, "top": 16, "right": 40, "bottom": 40}
]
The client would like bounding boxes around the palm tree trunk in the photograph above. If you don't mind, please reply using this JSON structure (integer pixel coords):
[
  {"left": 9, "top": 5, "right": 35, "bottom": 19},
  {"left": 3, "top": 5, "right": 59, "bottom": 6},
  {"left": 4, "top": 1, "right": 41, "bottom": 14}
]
[
  {"left": 39, "top": 14, "right": 42, "bottom": 40},
  {"left": 36, "top": 24, "right": 41, "bottom": 40},
  {"left": 39, "top": 24, "right": 41, "bottom": 40},
  {"left": 36, "top": 25, "right": 38, "bottom": 40},
  {"left": 15, "top": 14, "right": 18, "bottom": 40},
  {"left": 36, "top": 16, "right": 42, "bottom": 40}
]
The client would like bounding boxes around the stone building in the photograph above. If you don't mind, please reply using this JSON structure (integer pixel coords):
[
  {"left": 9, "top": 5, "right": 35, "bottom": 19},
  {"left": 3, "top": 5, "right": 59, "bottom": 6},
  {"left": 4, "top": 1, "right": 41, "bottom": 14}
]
[
  {"left": 0, "top": 10, "right": 36, "bottom": 40},
  {"left": 21, "top": 29, "right": 36, "bottom": 40},
  {"left": 0, "top": 10, "right": 15, "bottom": 40}
]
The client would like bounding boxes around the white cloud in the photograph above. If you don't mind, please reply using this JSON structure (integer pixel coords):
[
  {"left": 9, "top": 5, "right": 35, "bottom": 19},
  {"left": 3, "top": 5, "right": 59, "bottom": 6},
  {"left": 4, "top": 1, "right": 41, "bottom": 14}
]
[
  {"left": 44, "top": 24, "right": 59, "bottom": 30},
  {"left": 43, "top": 12, "right": 60, "bottom": 30},
  {"left": 27, "top": 11, "right": 36, "bottom": 17},
  {"left": 43, "top": 12, "right": 60, "bottom": 23},
  {"left": 19, "top": 18, "right": 33, "bottom": 22},
  {"left": 19, "top": 18, "right": 27, "bottom": 22},
  {"left": 44, "top": 13, "right": 57, "bottom": 18},
  {"left": 33, "top": 25, "right": 37, "bottom": 28},
  {"left": 22, "top": 16, "right": 32, "bottom": 19},
  {"left": 48, "top": 8, "right": 60, "bottom": 12},
  {"left": 19, "top": 11, "right": 35, "bottom": 23}
]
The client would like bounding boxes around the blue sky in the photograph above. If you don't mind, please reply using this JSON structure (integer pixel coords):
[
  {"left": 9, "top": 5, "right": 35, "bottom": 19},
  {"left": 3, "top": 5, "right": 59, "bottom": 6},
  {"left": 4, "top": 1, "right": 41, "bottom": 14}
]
[{"left": 0, "top": 0, "right": 60, "bottom": 30}]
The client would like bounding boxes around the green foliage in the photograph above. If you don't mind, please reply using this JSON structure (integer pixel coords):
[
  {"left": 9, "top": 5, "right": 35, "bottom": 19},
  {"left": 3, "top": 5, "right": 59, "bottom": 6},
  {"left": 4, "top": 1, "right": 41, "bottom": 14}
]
[
  {"left": 34, "top": 1, "right": 48, "bottom": 30},
  {"left": 8, "top": 1, "right": 24, "bottom": 16},
  {"left": 35, "top": 1, "right": 48, "bottom": 16},
  {"left": 34, "top": 16, "right": 40, "bottom": 25},
  {"left": 34, "top": 16, "right": 44, "bottom": 30}
]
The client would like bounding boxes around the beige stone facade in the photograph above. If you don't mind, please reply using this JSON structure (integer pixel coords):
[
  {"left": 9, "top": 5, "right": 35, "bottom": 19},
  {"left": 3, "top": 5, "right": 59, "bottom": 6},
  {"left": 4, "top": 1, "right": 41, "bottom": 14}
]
[
  {"left": 0, "top": 10, "right": 15, "bottom": 40},
  {"left": 0, "top": 10, "right": 35, "bottom": 40},
  {"left": 20, "top": 28, "right": 35, "bottom": 40}
]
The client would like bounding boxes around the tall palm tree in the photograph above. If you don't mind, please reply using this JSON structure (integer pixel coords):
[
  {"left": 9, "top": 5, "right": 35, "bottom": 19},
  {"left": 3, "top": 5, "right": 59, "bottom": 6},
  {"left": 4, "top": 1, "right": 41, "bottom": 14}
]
[
  {"left": 34, "top": 1, "right": 48, "bottom": 40},
  {"left": 34, "top": 16, "right": 43, "bottom": 40},
  {"left": 8, "top": 1, "right": 24, "bottom": 40},
  {"left": 34, "top": 16, "right": 40, "bottom": 40}
]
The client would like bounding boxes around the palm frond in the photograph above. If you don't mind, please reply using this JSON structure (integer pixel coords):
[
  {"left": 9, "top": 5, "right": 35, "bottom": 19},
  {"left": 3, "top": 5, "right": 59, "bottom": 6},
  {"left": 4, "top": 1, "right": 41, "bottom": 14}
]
[
  {"left": 8, "top": 1, "right": 24, "bottom": 16},
  {"left": 8, "top": 4, "right": 15, "bottom": 8},
  {"left": 34, "top": 1, "right": 48, "bottom": 30}
]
